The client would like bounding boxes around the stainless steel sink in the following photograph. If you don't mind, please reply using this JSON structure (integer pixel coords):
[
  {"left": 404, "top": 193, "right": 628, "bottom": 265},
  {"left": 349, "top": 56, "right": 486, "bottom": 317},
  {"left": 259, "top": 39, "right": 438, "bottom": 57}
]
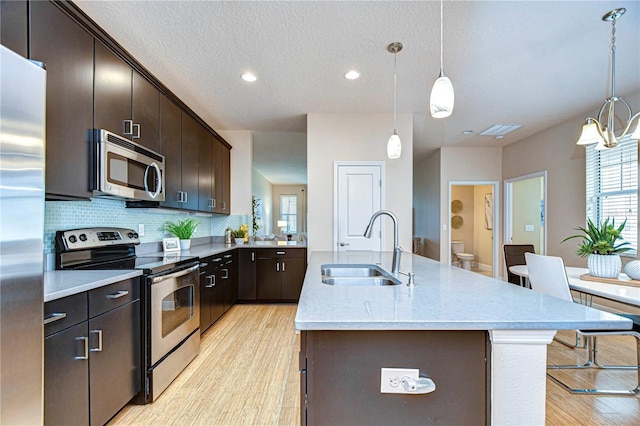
[{"left": 320, "top": 264, "right": 401, "bottom": 286}]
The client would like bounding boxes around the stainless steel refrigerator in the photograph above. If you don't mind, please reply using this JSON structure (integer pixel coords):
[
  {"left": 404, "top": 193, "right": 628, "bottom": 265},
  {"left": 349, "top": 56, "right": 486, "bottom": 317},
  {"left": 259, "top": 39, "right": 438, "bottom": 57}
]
[{"left": 0, "top": 45, "right": 46, "bottom": 424}]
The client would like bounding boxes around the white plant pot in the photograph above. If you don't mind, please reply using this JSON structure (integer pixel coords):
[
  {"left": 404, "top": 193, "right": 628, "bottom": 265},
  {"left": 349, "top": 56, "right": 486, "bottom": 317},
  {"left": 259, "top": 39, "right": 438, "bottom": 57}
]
[
  {"left": 587, "top": 253, "right": 621, "bottom": 279},
  {"left": 180, "top": 239, "right": 191, "bottom": 250},
  {"left": 624, "top": 260, "right": 640, "bottom": 280},
  {"left": 235, "top": 238, "right": 244, "bottom": 245}
]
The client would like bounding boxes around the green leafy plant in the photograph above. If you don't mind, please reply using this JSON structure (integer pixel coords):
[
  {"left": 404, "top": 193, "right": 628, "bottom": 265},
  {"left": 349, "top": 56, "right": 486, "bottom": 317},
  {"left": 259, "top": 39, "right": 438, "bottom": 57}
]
[
  {"left": 163, "top": 218, "right": 200, "bottom": 240},
  {"left": 232, "top": 224, "right": 248, "bottom": 238},
  {"left": 562, "top": 218, "right": 631, "bottom": 256}
]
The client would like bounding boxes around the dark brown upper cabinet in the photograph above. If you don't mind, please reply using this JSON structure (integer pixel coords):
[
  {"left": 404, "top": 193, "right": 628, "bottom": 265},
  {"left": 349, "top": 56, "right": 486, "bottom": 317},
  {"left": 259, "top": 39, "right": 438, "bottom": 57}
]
[
  {"left": 198, "top": 125, "right": 214, "bottom": 212},
  {"left": 1, "top": 0, "right": 28, "bottom": 57},
  {"left": 213, "top": 140, "right": 231, "bottom": 214},
  {"left": 31, "top": 0, "right": 94, "bottom": 200},
  {"left": 94, "top": 41, "right": 159, "bottom": 152}
]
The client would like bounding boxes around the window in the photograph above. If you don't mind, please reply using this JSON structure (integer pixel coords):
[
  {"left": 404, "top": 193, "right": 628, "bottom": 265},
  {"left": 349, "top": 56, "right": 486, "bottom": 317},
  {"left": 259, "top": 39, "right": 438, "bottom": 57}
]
[
  {"left": 585, "top": 136, "right": 638, "bottom": 256},
  {"left": 280, "top": 195, "right": 297, "bottom": 234}
]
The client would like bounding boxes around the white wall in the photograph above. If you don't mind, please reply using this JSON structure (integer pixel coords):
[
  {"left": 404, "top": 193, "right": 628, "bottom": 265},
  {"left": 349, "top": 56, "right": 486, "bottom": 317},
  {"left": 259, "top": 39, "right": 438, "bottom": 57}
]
[
  {"left": 414, "top": 149, "right": 441, "bottom": 260},
  {"left": 252, "top": 168, "right": 273, "bottom": 235},
  {"left": 440, "top": 147, "right": 502, "bottom": 262},
  {"left": 218, "top": 130, "right": 253, "bottom": 215},
  {"left": 307, "top": 113, "right": 413, "bottom": 253}
]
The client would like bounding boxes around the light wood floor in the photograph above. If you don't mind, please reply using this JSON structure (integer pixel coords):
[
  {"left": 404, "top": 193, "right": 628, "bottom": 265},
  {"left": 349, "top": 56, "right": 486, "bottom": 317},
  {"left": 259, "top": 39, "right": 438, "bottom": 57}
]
[{"left": 110, "top": 305, "right": 640, "bottom": 425}]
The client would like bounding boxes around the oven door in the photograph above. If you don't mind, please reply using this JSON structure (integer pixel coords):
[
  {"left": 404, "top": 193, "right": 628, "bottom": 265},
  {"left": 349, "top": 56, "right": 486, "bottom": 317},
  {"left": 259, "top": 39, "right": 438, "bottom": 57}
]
[{"left": 149, "top": 264, "right": 199, "bottom": 365}]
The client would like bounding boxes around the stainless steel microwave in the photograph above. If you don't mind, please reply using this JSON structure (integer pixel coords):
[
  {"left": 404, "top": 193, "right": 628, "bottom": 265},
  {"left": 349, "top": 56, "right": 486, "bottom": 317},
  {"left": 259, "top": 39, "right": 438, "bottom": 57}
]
[{"left": 91, "top": 129, "right": 165, "bottom": 202}]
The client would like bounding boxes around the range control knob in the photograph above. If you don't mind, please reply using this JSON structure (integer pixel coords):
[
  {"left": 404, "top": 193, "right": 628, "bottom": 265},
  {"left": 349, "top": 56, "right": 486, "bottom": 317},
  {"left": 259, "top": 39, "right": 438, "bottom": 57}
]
[
  {"left": 79, "top": 234, "right": 87, "bottom": 242},
  {"left": 128, "top": 232, "right": 139, "bottom": 239},
  {"left": 68, "top": 235, "right": 77, "bottom": 243}
]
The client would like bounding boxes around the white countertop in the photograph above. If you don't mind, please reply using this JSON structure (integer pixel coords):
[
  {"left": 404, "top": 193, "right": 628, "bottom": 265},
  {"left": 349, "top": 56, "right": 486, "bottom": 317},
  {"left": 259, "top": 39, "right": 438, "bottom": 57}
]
[
  {"left": 44, "top": 270, "right": 143, "bottom": 302},
  {"left": 294, "top": 251, "right": 632, "bottom": 331}
]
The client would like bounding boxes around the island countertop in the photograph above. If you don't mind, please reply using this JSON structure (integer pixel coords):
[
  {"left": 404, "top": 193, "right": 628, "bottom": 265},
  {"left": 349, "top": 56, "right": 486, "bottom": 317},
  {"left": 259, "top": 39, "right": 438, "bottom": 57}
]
[{"left": 294, "top": 251, "right": 632, "bottom": 331}]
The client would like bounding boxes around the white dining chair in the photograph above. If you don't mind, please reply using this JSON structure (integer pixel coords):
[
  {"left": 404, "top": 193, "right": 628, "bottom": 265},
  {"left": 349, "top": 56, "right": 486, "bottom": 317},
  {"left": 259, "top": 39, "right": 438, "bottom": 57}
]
[{"left": 525, "top": 252, "right": 640, "bottom": 395}]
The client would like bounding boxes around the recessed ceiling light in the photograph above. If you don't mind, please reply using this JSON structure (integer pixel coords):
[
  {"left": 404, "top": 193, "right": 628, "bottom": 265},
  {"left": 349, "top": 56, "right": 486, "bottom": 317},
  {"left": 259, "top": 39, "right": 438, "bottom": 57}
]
[
  {"left": 241, "top": 72, "right": 257, "bottom": 82},
  {"left": 463, "top": 130, "right": 474, "bottom": 135},
  {"left": 344, "top": 70, "right": 361, "bottom": 80}
]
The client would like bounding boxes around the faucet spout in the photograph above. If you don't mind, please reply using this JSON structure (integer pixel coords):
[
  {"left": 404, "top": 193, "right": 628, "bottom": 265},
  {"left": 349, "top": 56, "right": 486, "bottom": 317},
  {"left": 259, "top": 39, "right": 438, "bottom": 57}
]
[{"left": 363, "top": 210, "right": 402, "bottom": 273}]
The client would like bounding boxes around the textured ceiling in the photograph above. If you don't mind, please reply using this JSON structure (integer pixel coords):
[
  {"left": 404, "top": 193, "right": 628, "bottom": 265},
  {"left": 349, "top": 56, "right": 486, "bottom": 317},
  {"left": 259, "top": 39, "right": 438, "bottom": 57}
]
[{"left": 74, "top": 0, "right": 640, "bottom": 184}]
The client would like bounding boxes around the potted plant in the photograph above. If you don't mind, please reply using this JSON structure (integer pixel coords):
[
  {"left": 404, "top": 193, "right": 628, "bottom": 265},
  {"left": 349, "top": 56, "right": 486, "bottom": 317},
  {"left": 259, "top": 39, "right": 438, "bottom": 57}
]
[
  {"left": 562, "top": 218, "right": 631, "bottom": 278},
  {"left": 164, "top": 218, "right": 200, "bottom": 250},
  {"left": 232, "top": 224, "right": 248, "bottom": 245}
]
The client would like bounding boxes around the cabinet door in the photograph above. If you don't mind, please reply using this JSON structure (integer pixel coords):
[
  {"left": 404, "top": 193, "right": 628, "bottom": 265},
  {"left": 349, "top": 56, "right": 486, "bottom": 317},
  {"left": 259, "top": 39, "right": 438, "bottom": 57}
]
[
  {"left": 281, "top": 257, "right": 306, "bottom": 301},
  {"left": 44, "top": 322, "right": 89, "bottom": 426},
  {"left": 197, "top": 126, "right": 213, "bottom": 212},
  {"left": 237, "top": 250, "right": 257, "bottom": 301},
  {"left": 221, "top": 143, "right": 231, "bottom": 213},
  {"left": 159, "top": 95, "right": 183, "bottom": 208},
  {"left": 210, "top": 269, "right": 225, "bottom": 324},
  {"left": 221, "top": 258, "right": 237, "bottom": 311},
  {"left": 1, "top": 0, "right": 28, "bottom": 57},
  {"left": 89, "top": 301, "right": 141, "bottom": 426},
  {"left": 31, "top": 0, "right": 94, "bottom": 200},
  {"left": 94, "top": 41, "right": 132, "bottom": 137},
  {"left": 181, "top": 114, "right": 200, "bottom": 210},
  {"left": 256, "top": 258, "right": 282, "bottom": 300},
  {"left": 132, "top": 71, "right": 159, "bottom": 151}
]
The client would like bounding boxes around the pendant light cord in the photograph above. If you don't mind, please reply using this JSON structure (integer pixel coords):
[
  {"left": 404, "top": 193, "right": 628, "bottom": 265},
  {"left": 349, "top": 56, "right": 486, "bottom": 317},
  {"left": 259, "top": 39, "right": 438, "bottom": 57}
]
[
  {"left": 393, "top": 50, "right": 397, "bottom": 133},
  {"left": 439, "top": 0, "right": 444, "bottom": 75}
]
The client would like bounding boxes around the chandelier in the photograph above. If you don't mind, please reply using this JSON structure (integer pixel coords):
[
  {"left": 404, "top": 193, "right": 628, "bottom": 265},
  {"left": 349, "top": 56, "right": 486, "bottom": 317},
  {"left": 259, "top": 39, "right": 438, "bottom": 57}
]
[{"left": 577, "top": 8, "right": 640, "bottom": 149}]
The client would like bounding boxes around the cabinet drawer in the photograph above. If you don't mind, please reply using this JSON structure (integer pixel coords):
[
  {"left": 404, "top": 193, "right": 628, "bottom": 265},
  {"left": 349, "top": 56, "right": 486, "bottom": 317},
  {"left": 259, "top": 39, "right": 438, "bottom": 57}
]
[
  {"left": 256, "top": 248, "right": 306, "bottom": 259},
  {"left": 89, "top": 278, "right": 140, "bottom": 318},
  {"left": 45, "top": 292, "right": 88, "bottom": 337}
]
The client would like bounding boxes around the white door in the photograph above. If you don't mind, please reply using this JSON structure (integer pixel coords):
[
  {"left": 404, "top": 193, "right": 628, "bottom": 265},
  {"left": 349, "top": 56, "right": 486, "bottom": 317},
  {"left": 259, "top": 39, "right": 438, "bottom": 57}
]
[{"left": 334, "top": 162, "right": 384, "bottom": 251}]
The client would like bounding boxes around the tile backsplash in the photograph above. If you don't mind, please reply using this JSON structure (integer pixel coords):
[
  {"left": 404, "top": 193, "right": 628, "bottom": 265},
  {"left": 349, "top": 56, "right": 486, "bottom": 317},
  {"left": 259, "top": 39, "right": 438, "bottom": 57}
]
[{"left": 44, "top": 197, "right": 251, "bottom": 253}]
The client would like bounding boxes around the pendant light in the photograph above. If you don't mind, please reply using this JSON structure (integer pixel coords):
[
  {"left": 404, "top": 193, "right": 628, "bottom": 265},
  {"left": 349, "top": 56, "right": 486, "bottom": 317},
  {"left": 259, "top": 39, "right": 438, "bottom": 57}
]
[
  {"left": 387, "top": 42, "right": 403, "bottom": 159},
  {"left": 576, "top": 8, "right": 640, "bottom": 149},
  {"left": 430, "top": 0, "right": 454, "bottom": 118}
]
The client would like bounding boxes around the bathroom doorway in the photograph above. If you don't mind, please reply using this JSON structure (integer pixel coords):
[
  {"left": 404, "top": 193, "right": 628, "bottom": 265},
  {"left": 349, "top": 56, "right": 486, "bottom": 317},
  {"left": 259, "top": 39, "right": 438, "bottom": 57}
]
[{"left": 449, "top": 181, "right": 499, "bottom": 278}]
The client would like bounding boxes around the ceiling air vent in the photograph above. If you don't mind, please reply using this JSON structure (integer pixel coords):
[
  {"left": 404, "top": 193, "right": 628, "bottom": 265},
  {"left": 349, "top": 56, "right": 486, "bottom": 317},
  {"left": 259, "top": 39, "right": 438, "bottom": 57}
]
[{"left": 479, "top": 124, "right": 522, "bottom": 137}]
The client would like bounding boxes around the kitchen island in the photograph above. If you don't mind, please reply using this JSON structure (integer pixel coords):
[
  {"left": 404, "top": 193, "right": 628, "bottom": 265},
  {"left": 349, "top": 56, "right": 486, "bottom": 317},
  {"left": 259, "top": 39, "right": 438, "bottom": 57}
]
[{"left": 295, "top": 251, "right": 631, "bottom": 425}]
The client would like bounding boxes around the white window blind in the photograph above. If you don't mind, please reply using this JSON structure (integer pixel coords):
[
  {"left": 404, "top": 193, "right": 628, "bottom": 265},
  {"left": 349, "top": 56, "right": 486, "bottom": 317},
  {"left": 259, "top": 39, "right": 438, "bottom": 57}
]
[
  {"left": 585, "top": 136, "right": 638, "bottom": 256},
  {"left": 280, "top": 195, "right": 297, "bottom": 234}
]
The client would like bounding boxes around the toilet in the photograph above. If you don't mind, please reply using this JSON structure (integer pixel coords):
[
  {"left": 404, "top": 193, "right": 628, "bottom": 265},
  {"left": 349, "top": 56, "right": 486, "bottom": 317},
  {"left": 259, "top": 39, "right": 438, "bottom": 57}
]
[{"left": 451, "top": 240, "right": 474, "bottom": 270}]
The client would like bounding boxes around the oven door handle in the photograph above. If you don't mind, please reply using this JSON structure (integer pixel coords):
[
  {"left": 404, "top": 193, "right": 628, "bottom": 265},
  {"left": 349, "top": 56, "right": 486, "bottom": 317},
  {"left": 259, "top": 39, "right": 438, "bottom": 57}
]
[{"left": 152, "top": 264, "right": 199, "bottom": 283}]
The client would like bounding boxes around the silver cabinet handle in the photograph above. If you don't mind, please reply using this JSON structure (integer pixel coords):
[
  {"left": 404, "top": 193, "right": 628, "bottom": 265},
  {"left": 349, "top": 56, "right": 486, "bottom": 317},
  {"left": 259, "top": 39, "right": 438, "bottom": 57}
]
[
  {"left": 339, "top": 242, "right": 350, "bottom": 247},
  {"left": 223, "top": 254, "right": 232, "bottom": 259},
  {"left": 221, "top": 269, "right": 229, "bottom": 279},
  {"left": 90, "top": 329, "right": 103, "bottom": 352},
  {"left": 183, "top": 191, "right": 188, "bottom": 203},
  {"left": 200, "top": 262, "right": 208, "bottom": 268},
  {"left": 276, "top": 251, "right": 285, "bottom": 255},
  {"left": 251, "top": 252, "right": 255, "bottom": 262},
  {"left": 123, "top": 119, "right": 133, "bottom": 135},
  {"left": 282, "top": 262, "right": 286, "bottom": 272},
  {"left": 212, "top": 257, "right": 222, "bottom": 262},
  {"left": 106, "top": 290, "right": 129, "bottom": 299},
  {"left": 222, "top": 201, "right": 226, "bottom": 210},
  {"left": 205, "top": 275, "right": 215, "bottom": 288},
  {"left": 75, "top": 336, "right": 89, "bottom": 360},
  {"left": 132, "top": 123, "right": 140, "bottom": 139},
  {"left": 212, "top": 198, "right": 216, "bottom": 208},
  {"left": 177, "top": 191, "right": 183, "bottom": 202},
  {"left": 208, "top": 199, "right": 214, "bottom": 208},
  {"left": 276, "top": 263, "right": 280, "bottom": 272},
  {"left": 44, "top": 312, "right": 67, "bottom": 325}
]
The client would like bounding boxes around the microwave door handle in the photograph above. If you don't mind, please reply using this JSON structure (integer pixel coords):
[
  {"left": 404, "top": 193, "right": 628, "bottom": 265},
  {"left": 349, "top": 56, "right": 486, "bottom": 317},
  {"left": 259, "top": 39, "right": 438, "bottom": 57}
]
[{"left": 144, "top": 162, "right": 162, "bottom": 199}]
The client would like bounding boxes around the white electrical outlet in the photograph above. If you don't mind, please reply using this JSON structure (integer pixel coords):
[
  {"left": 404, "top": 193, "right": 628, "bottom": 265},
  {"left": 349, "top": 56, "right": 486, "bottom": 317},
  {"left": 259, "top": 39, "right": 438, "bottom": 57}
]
[
  {"left": 138, "top": 224, "right": 145, "bottom": 236},
  {"left": 380, "top": 368, "right": 419, "bottom": 394},
  {"left": 525, "top": 224, "right": 534, "bottom": 232}
]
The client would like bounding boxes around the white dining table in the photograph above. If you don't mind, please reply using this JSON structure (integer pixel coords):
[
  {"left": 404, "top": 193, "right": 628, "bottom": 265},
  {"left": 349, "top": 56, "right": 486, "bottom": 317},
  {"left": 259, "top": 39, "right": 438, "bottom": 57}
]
[{"left": 508, "top": 265, "right": 640, "bottom": 308}]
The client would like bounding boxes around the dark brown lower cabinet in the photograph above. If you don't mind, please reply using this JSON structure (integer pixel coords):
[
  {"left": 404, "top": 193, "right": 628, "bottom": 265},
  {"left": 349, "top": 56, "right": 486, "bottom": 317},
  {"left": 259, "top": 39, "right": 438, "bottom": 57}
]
[
  {"left": 237, "top": 249, "right": 257, "bottom": 301},
  {"left": 300, "top": 330, "right": 489, "bottom": 425},
  {"left": 44, "top": 279, "right": 141, "bottom": 425},
  {"left": 200, "top": 251, "right": 237, "bottom": 334},
  {"left": 255, "top": 248, "right": 307, "bottom": 302}
]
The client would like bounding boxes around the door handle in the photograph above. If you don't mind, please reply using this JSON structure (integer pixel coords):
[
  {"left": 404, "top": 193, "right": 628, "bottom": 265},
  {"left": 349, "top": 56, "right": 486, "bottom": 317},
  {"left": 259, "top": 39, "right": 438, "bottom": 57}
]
[
  {"left": 75, "top": 336, "right": 89, "bottom": 360},
  {"left": 339, "top": 242, "right": 350, "bottom": 247},
  {"left": 282, "top": 262, "right": 286, "bottom": 272},
  {"left": 90, "top": 329, "right": 103, "bottom": 352},
  {"left": 106, "top": 290, "right": 129, "bottom": 299},
  {"left": 123, "top": 119, "right": 133, "bottom": 135},
  {"left": 206, "top": 275, "right": 215, "bottom": 288},
  {"left": 44, "top": 312, "right": 67, "bottom": 325},
  {"left": 132, "top": 123, "right": 140, "bottom": 139},
  {"left": 276, "top": 263, "right": 279, "bottom": 272}
]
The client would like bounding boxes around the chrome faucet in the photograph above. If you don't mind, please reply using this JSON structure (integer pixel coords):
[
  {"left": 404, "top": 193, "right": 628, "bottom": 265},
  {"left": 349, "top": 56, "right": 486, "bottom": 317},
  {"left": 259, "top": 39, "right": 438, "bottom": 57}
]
[{"left": 363, "top": 210, "right": 402, "bottom": 273}]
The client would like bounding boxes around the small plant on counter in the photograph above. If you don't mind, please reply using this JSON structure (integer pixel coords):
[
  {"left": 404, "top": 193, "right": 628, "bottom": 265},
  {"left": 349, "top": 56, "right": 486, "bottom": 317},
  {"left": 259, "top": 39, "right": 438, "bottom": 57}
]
[
  {"left": 561, "top": 217, "right": 630, "bottom": 256},
  {"left": 163, "top": 218, "right": 200, "bottom": 240},
  {"left": 232, "top": 224, "right": 249, "bottom": 238}
]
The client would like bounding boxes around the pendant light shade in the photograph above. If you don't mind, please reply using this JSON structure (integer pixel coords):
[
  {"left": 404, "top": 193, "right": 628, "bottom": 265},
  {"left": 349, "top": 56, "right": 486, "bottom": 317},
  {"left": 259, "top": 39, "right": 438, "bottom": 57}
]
[
  {"left": 430, "top": 0, "right": 454, "bottom": 119},
  {"left": 430, "top": 73, "right": 454, "bottom": 118},
  {"left": 387, "top": 133, "right": 401, "bottom": 159},
  {"left": 387, "top": 42, "right": 403, "bottom": 159},
  {"left": 576, "top": 8, "right": 640, "bottom": 149}
]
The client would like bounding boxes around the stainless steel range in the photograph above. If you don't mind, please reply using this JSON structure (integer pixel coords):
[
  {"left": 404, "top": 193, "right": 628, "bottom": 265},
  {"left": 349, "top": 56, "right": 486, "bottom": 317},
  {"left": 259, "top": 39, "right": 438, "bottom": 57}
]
[{"left": 56, "top": 227, "right": 200, "bottom": 403}]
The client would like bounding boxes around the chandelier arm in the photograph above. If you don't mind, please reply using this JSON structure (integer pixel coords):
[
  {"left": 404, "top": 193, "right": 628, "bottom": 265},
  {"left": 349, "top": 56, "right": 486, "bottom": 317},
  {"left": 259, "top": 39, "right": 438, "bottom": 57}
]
[
  {"left": 619, "top": 111, "right": 640, "bottom": 138},
  {"left": 585, "top": 116, "right": 608, "bottom": 142}
]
